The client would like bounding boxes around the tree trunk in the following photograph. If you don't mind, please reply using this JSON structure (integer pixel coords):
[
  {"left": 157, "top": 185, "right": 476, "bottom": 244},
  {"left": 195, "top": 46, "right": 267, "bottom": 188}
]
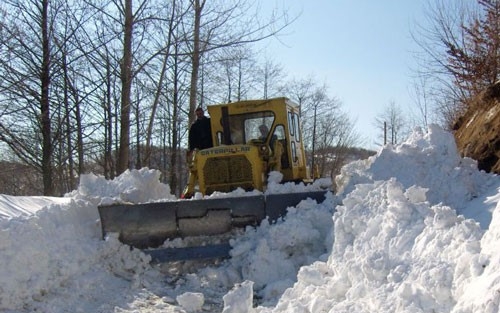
[
  {"left": 41, "top": 0, "right": 53, "bottom": 195},
  {"left": 75, "top": 93, "right": 84, "bottom": 177},
  {"left": 144, "top": 55, "right": 169, "bottom": 166},
  {"left": 188, "top": 0, "right": 205, "bottom": 123},
  {"left": 62, "top": 54, "right": 75, "bottom": 191},
  {"left": 169, "top": 48, "right": 180, "bottom": 194},
  {"left": 135, "top": 95, "right": 141, "bottom": 169},
  {"left": 117, "top": 0, "right": 133, "bottom": 174},
  {"left": 104, "top": 59, "right": 114, "bottom": 179},
  {"left": 144, "top": 1, "right": 176, "bottom": 167}
]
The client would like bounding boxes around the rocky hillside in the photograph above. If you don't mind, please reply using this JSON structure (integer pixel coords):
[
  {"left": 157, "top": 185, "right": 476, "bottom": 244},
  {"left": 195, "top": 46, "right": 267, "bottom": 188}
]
[{"left": 453, "top": 82, "right": 500, "bottom": 174}]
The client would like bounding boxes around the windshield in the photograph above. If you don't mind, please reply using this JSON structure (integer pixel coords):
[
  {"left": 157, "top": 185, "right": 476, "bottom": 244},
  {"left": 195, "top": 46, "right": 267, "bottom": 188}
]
[{"left": 227, "top": 111, "right": 275, "bottom": 144}]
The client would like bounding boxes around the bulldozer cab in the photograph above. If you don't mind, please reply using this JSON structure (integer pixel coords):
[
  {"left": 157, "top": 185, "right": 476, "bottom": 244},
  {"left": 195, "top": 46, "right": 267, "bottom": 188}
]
[{"left": 202, "top": 97, "right": 310, "bottom": 187}]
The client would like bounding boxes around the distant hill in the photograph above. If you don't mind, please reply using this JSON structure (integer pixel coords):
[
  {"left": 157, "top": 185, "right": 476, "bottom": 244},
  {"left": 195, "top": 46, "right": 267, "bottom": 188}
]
[
  {"left": 346, "top": 146, "right": 377, "bottom": 162},
  {"left": 453, "top": 81, "right": 500, "bottom": 174}
]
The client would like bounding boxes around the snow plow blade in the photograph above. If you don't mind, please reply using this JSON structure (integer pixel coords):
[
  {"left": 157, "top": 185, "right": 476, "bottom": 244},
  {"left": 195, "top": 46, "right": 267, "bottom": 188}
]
[
  {"left": 144, "top": 243, "right": 232, "bottom": 263},
  {"left": 97, "top": 191, "right": 327, "bottom": 251}
]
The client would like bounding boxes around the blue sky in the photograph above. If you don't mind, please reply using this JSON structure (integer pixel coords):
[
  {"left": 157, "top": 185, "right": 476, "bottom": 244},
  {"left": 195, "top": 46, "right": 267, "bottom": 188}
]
[{"left": 259, "top": 1, "right": 428, "bottom": 149}]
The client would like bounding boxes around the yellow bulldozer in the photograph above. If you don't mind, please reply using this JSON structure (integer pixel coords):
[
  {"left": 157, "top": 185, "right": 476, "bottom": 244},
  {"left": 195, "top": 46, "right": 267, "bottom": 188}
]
[
  {"left": 98, "top": 97, "right": 329, "bottom": 261},
  {"left": 183, "top": 97, "right": 316, "bottom": 197}
]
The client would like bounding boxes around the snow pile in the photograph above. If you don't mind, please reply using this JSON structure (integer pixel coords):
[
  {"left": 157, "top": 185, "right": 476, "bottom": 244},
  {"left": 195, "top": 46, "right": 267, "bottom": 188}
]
[
  {"left": 268, "top": 180, "right": 486, "bottom": 312},
  {"left": 453, "top": 203, "right": 500, "bottom": 313},
  {"left": 225, "top": 193, "right": 336, "bottom": 305},
  {"left": 0, "top": 197, "right": 101, "bottom": 309},
  {"left": 0, "top": 169, "right": 167, "bottom": 312},
  {"left": 336, "top": 125, "right": 488, "bottom": 210},
  {"left": 251, "top": 125, "right": 499, "bottom": 312},
  {"left": 266, "top": 171, "right": 333, "bottom": 194},
  {"left": 69, "top": 167, "right": 176, "bottom": 205}
]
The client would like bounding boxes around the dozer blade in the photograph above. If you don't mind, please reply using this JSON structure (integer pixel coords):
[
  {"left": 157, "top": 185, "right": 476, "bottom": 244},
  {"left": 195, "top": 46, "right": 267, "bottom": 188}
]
[
  {"left": 97, "top": 191, "right": 328, "bottom": 255},
  {"left": 264, "top": 190, "right": 327, "bottom": 221},
  {"left": 98, "top": 195, "right": 265, "bottom": 249},
  {"left": 144, "top": 243, "right": 232, "bottom": 263},
  {"left": 98, "top": 201, "right": 178, "bottom": 248}
]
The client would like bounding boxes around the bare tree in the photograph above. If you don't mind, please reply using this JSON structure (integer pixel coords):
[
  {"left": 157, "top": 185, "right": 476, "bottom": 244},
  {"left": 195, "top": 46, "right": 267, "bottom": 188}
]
[
  {"left": 374, "top": 100, "right": 407, "bottom": 145},
  {"left": 40, "top": 0, "right": 53, "bottom": 195},
  {"left": 317, "top": 109, "right": 359, "bottom": 179},
  {"left": 411, "top": 0, "right": 492, "bottom": 127},
  {"left": 80, "top": 24, "right": 121, "bottom": 179},
  {"left": 446, "top": 0, "right": 500, "bottom": 97},
  {"left": 409, "top": 75, "right": 430, "bottom": 130},
  {"left": 0, "top": 0, "right": 66, "bottom": 195},
  {"left": 50, "top": 1, "right": 99, "bottom": 192},
  {"left": 188, "top": 0, "right": 204, "bottom": 121},
  {"left": 281, "top": 76, "right": 315, "bottom": 112},
  {"left": 142, "top": 0, "right": 183, "bottom": 167},
  {"left": 115, "top": 0, "right": 134, "bottom": 174},
  {"left": 259, "top": 58, "right": 284, "bottom": 99},
  {"left": 0, "top": 0, "right": 103, "bottom": 195},
  {"left": 186, "top": 0, "right": 296, "bottom": 124},
  {"left": 204, "top": 46, "right": 259, "bottom": 103},
  {"left": 89, "top": 0, "right": 186, "bottom": 176},
  {"left": 282, "top": 77, "right": 359, "bottom": 179}
]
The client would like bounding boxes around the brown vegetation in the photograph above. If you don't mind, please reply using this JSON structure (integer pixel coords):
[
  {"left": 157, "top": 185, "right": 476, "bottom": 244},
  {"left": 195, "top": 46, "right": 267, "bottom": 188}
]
[{"left": 453, "top": 81, "right": 500, "bottom": 174}]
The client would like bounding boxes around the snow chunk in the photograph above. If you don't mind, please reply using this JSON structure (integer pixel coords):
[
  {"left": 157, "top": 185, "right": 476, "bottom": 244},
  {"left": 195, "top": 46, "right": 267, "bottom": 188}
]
[
  {"left": 222, "top": 280, "right": 255, "bottom": 313},
  {"left": 177, "top": 292, "right": 204, "bottom": 312}
]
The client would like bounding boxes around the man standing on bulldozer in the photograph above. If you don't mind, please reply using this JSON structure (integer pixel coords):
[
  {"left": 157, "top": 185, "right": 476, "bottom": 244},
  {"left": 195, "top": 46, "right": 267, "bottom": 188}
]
[{"left": 188, "top": 107, "right": 213, "bottom": 152}]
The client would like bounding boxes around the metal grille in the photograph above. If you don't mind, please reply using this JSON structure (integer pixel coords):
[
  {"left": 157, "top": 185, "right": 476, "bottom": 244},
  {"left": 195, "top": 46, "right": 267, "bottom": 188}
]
[{"left": 204, "top": 156, "right": 253, "bottom": 192}]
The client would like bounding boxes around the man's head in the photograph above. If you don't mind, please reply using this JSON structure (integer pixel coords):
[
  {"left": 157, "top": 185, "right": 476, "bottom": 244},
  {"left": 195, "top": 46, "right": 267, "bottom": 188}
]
[
  {"left": 195, "top": 107, "right": 204, "bottom": 119},
  {"left": 259, "top": 124, "right": 268, "bottom": 135}
]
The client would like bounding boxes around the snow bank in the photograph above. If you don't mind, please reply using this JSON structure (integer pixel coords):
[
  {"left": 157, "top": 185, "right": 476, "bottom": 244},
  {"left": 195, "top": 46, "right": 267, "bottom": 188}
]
[
  {"left": 0, "top": 169, "right": 167, "bottom": 311},
  {"left": 452, "top": 200, "right": 500, "bottom": 313},
  {"left": 336, "top": 125, "right": 488, "bottom": 210},
  {"left": 268, "top": 179, "right": 484, "bottom": 312},
  {"left": 252, "top": 124, "right": 498, "bottom": 313},
  {"left": 0, "top": 198, "right": 101, "bottom": 309},
  {"left": 0, "top": 195, "right": 71, "bottom": 219}
]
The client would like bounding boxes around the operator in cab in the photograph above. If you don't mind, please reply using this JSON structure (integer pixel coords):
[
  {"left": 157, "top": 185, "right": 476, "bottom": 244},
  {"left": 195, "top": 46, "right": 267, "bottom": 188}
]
[
  {"left": 188, "top": 107, "right": 213, "bottom": 152},
  {"left": 258, "top": 124, "right": 277, "bottom": 153},
  {"left": 258, "top": 124, "right": 269, "bottom": 141}
]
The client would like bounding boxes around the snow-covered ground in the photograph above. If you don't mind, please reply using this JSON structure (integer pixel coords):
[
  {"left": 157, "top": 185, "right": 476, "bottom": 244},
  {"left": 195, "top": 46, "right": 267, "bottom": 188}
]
[{"left": 1, "top": 124, "right": 499, "bottom": 313}]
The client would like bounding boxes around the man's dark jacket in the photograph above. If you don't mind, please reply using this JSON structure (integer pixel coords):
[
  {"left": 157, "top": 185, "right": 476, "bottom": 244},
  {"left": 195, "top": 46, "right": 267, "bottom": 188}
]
[{"left": 189, "top": 117, "right": 213, "bottom": 150}]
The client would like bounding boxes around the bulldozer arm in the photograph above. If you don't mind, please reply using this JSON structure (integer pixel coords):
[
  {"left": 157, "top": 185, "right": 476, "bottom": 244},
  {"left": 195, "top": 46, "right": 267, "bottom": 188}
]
[{"left": 98, "top": 190, "right": 327, "bottom": 260}]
